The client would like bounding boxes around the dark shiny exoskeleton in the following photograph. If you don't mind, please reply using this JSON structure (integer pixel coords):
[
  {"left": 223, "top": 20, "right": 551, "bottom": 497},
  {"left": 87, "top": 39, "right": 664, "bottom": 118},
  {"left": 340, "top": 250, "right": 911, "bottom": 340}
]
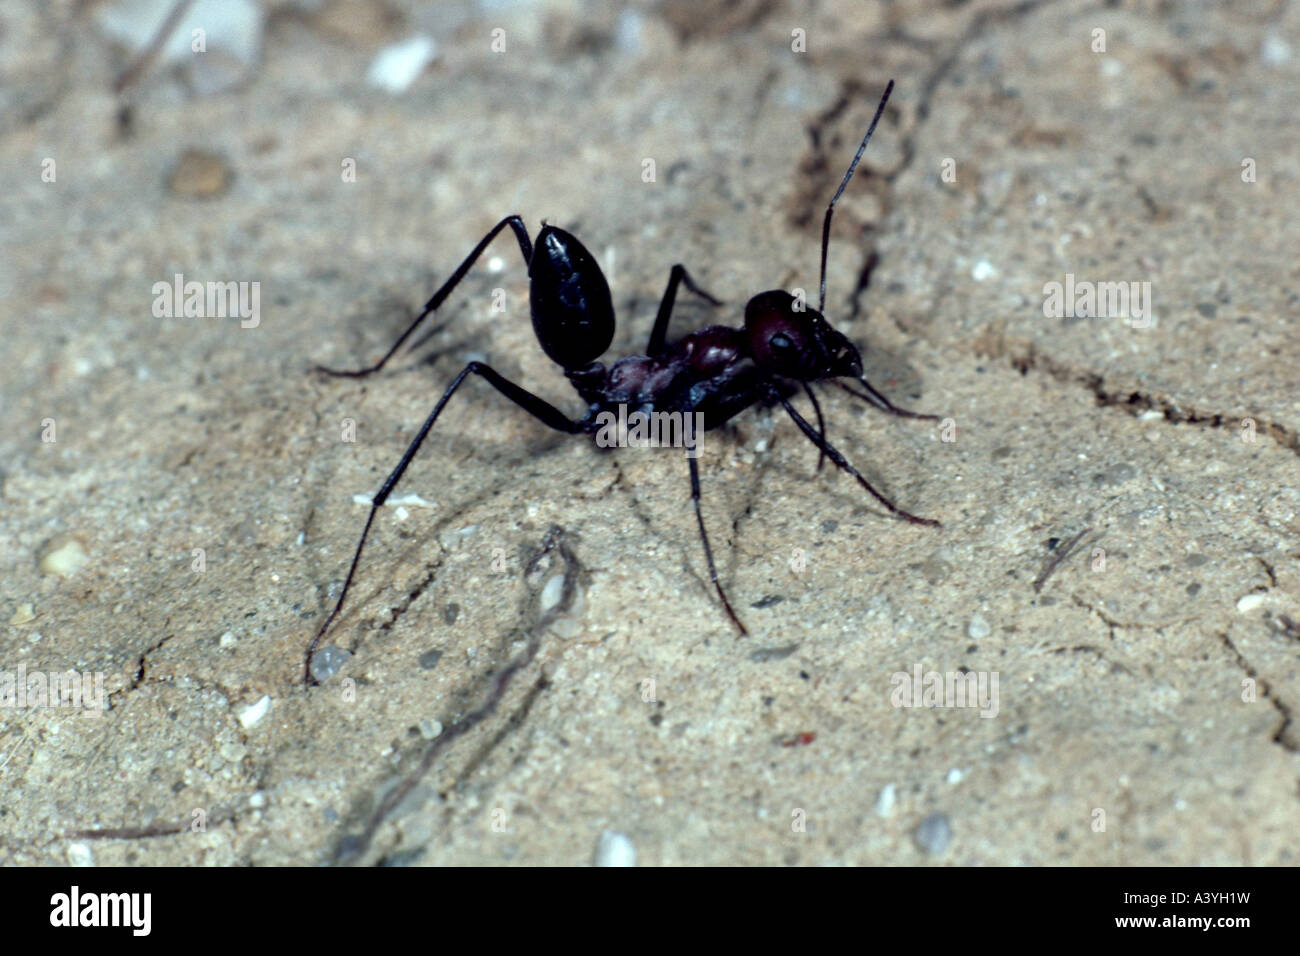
[{"left": 305, "top": 80, "right": 939, "bottom": 682}]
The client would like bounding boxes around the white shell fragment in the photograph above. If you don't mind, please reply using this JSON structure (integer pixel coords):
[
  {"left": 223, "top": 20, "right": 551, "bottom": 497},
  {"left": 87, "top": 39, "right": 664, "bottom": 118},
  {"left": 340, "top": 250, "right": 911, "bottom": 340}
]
[
  {"left": 1235, "top": 593, "right": 1267, "bottom": 613},
  {"left": 238, "top": 695, "right": 271, "bottom": 728},
  {"left": 367, "top": 35, "right": 438, "bottom": 94},
  {"left": 353, "top": 493, "right": 437, "bottom": 508},
  {"left": 594, "top": 830, "right": 637, "bottom": 867},
  {"left": 875, "top": 783, "right": 897, "bottom": 818},
  {"left": 38, "top": 534, "right": 90, "bottom": 578},
  {"left": 540, "top": 574, "right": 566, "bottom": 612},
  {"left": 66, "top": 842, "right": 95, "bottom": 867}
]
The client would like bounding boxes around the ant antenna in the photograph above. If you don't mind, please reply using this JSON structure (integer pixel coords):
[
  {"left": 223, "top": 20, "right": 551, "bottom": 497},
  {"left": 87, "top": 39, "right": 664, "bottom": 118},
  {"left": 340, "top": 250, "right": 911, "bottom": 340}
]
[{"left": 818, "top": 78, "right": 894, "bottom": 314}]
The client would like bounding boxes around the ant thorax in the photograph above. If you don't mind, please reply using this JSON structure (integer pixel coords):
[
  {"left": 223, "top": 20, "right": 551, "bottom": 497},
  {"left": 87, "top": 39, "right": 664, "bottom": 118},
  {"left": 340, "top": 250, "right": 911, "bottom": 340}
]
[{"left": 568, "top": 325, "right": 752, "bottom": 430}]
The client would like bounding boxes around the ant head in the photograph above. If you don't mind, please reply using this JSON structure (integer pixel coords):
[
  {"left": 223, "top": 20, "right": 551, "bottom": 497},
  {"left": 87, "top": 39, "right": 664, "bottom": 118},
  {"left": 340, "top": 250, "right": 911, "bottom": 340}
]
[
  {"left": 744, "top": 290, "right": 862, "bottom": 381},
  {"left": 753, "top": 78, "right": 895, "bottom": 382}
]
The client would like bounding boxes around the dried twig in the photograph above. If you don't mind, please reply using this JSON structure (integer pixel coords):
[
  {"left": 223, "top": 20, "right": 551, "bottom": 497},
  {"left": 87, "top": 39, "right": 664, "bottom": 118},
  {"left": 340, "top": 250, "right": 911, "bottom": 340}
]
[{"left": 112, "top": 0, "right": 196, "bottom": 95}]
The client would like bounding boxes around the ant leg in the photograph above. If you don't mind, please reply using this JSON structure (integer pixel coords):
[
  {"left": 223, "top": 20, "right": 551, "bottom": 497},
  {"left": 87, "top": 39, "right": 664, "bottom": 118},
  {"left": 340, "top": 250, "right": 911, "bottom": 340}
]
[
  {"left": 306, "top": 361, "right": 583, "bottom": 683},
  {"left": 802, "top": 381, "right": 828, "bottom": 473},
  {"left": 774, "top": 392, "right": 940, "bottom": 527},
  {"left": 646, "top": 264, "right": 723, "bottom": 357},
  {"left": 316, "top": 215, "right": 534, "bottom": 378},
  {"left": 835, "top": 378, "right": 939, "bottom": 421},
  {"left": 686, "top": 451, "right": 749, "bottom": 637}
]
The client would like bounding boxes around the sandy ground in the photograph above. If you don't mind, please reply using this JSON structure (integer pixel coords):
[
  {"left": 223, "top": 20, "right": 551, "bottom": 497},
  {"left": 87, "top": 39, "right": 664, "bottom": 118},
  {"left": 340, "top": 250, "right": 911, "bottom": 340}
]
[{"left": 1, "top": 0, "right": 1297, "bottom": 865}]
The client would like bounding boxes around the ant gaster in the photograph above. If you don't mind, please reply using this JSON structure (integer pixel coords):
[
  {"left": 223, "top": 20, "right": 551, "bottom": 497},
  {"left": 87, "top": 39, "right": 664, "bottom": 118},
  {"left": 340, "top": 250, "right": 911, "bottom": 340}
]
[{"left": 305, "top": 79, "right": 938, "bottom": 683}]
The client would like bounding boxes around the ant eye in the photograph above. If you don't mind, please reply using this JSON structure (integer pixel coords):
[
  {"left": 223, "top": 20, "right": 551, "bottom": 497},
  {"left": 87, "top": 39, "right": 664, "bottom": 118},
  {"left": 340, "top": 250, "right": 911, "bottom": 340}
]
[{"left": 770, "top": 332, "right": 793, "bottom": 350}]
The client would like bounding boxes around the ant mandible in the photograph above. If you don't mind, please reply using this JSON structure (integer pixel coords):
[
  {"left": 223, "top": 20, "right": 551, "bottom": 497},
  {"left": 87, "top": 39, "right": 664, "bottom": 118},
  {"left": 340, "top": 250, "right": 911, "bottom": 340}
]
[{"left": 305, "top": 79, "right": 939, "bottom": 683}]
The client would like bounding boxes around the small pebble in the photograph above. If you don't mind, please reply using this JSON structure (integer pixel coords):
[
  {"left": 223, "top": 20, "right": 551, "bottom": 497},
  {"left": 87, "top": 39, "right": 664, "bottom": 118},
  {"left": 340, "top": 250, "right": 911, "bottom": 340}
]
[
  {"left": 219, "top": 630, "right": 238, "bottom": 648},
  {"left": 594, "top": 830, "right": 637, "bottom": 866},
  {"left": 220, "top": 740, "right": 247, "bottom": 763},
  {"left": 66, "top": 842, "right": 94, "bottom": 867},
  {"left": 750, "top": 643, "right": 801, "bottom": 663},
  {"left": 615, "top": 9, "right": 643, "bottom": 53},
  {"left": 1093, "top": 462, "right": 1137, "bottom": 486},
  {"left": 914, "top": 813, "right": 953, "bottom": 856},
  {"left": 1236, "top": 593, "right": 1267, "bottom": 613},
  {"left": 310, "top": 645, "right": 352, "bottom": 682},
  {"left": 418, "top": 648, "right": 443, "bottom": 670},
  {"left": 946, "top": 768, "right": 965, "bottom": 784},
  {"left": 390, "top": 493, "right": 437, "bottom": 507},
  {"left": 437, "top": 524, "right": 478, "bottom": 550},
  {"left": 922, "top": 551, "right": 953, "bottom": 586},
  {"left": 38, "top": 534, "right": 90, "bottom": 577},
  {"left": 539, "top": 574, "right": 566, "bottom": 612},
  {"left": 967, "top": 613, "right": 990, "bottom": 640},
  {"left": 367, "top": 35, "right": 438, "bottom": 94},
  {"left": 8, "top": 603, "right": 36, "bottom": 626},
  {"left": 1261, "top": 35, "right": 1291, "bottom": 65},
  {"left": 313, "top": 0, "right": 396, "bottom": 44},
  {"left": 417, "top": 719, "right": 443, "bottom": 740},
  {"left": 168, "top": 148, "right": 231, "bottom": 198},
  {"left": 238, "top": 695, "right": 271, "bottom": 728},
  {"left": 875, "top": 783, "right": 897, "bottom": 818},
  {"left": 971, "top": 259, "right": 997, "bottom": 281},
  {"left": 353, "top": 492, "right": 436, "bottom": 508}
]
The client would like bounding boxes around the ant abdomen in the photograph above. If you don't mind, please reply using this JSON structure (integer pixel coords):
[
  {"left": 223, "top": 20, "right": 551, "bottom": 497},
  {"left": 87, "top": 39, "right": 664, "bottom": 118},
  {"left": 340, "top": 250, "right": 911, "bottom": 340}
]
[{"left": 528, "top": 225, "right": 615, "bottom": 370}]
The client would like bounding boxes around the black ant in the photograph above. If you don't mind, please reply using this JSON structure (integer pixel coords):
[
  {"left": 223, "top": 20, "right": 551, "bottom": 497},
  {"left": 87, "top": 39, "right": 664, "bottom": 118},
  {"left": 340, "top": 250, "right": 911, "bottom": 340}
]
[{"left": 305, "top": 79, "right": 939, "bottom": 683}]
